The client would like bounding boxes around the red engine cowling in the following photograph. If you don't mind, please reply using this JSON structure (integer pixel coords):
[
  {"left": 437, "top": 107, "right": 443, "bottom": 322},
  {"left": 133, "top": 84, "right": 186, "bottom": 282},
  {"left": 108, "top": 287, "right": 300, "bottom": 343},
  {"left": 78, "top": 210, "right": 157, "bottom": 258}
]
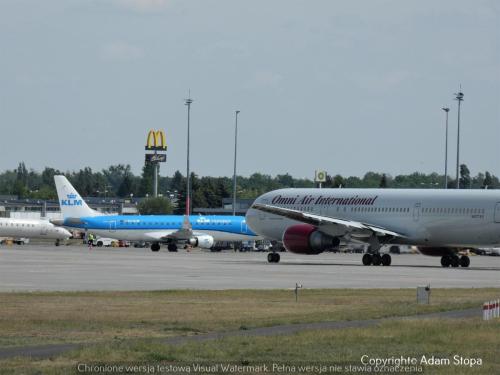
[
  {"left": 418, "top": 247, "right": 456, "bottom": 257},
  {"left": 282, "top": 224, "right": 340, "bottom": 254}
]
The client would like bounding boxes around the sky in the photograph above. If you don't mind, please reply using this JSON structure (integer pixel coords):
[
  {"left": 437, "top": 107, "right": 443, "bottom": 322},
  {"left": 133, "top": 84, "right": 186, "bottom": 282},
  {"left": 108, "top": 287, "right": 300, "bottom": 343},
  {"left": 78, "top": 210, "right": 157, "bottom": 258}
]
[{"left": 0, "top": 0, "right": 498, "bottom": 179}]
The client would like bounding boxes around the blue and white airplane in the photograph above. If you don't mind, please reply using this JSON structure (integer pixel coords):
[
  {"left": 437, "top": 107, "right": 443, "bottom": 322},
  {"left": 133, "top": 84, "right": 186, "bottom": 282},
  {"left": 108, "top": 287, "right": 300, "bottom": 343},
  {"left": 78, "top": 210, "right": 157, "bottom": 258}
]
[{"left": 54, "top": 175, "right": 260, "bottom": 251}]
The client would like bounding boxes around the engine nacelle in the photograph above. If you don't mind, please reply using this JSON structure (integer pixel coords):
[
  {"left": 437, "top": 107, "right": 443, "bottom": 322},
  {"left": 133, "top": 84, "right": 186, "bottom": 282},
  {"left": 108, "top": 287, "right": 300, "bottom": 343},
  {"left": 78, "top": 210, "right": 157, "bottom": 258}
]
[
  {"left": 282, "top": 224, "right": 340, "bottom": 254},
  {"left": 189, "top": 235, "right": 215, "bottom": 249},
  {"left": 417, "top": 247, "right": 456, "bottom": 257}
]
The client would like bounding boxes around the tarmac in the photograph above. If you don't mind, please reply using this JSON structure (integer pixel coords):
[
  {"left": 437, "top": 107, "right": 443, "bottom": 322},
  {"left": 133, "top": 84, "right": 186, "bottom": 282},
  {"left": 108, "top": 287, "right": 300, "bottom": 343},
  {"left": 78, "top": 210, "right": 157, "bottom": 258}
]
[{"left": 1, "top": 244, "right": 500, "bottom": 291}]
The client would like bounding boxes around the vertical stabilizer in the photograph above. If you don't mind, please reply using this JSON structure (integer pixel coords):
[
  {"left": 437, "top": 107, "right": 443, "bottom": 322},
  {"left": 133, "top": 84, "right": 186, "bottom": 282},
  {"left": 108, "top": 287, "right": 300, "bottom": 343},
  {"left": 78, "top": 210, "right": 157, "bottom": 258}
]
[{"left": 54, "top": 175, "right": 100, "bottom": 218}]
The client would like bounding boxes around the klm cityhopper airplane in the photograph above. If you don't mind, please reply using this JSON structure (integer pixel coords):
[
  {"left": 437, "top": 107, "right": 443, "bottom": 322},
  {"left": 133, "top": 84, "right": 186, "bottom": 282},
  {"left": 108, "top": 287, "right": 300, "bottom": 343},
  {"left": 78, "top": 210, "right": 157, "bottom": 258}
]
[{"left": 54, "top": 176, "right": 260, "bottom": 251}]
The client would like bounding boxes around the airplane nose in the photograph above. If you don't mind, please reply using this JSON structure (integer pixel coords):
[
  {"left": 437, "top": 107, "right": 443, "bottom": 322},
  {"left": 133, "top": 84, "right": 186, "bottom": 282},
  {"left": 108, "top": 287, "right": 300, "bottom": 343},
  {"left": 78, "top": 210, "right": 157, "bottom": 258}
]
[{"left": 60, "top": 228, "right": 71, "bottom": 238}]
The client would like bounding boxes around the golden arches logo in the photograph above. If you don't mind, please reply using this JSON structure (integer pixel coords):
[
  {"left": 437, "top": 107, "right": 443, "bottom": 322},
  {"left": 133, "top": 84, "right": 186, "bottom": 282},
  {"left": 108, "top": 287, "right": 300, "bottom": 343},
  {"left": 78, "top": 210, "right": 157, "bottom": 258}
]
[{"left": 145, "top": 130, "right": 167, "bottom": 151}]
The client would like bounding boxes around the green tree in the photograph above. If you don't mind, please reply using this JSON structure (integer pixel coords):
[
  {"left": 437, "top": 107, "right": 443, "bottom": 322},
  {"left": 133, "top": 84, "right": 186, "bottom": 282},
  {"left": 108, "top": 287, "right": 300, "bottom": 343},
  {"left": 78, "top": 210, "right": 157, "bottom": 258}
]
[
  {"left": 139, "top": 163, "right": 155, "bottom": 197},
  {"left": 483, "top": 172, "right": 493, "bottom": 189},
  {"left": 459, "top": 164, "right": 471, "bottom": 189},
  {"left": 379, "top": 174, "right": 388, "bottom": 188},
  {"left": 117, "top": 172, "right": 134, "bottom": 198},
  {"left": 137, "top": 197, "right": 174, "bottom": 215}
]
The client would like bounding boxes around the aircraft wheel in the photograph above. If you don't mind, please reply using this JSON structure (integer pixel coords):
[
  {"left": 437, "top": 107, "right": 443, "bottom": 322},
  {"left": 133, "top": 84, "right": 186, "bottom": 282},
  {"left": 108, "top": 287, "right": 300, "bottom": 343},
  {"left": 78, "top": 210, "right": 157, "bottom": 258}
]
[
  {"left": 151, "top": 243, "right": 160, "bottom": 252},
  {"left": 460, "top": 255, "right": 470, "bottom": 268},
  {"left": 450, "top": 255, "right": 460, "bottom": 268},
  {"left": 441, "top": 256, "right": 450, "bottom": 267},
  {"left": 267, "top": 253, "right": 280, "bottom": 263},
  {"left": 362, "top": 253, "right": 372, "bottom": 266},
  {"left": 55, "top": 239, "right": 60, "bottom": 247},
  {"left": 381, "top": 254, "right": 392, "bottom": 266},
  {"left": 372, "top": 254, "right": 382, "bottom": 266},
  {"left": 167, "top": 243, "right": 178, "bottom": 252}
]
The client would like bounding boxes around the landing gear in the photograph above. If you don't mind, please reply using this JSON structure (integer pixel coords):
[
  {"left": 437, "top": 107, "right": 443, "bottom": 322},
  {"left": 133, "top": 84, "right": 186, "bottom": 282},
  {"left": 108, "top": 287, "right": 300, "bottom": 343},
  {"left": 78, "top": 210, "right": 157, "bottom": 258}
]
[
  {"left": 441, "top": 255, "right": 450, "bottom": 267},
  {"left": 441, "top": 254, "right": 470, "bottom": 268},
  {"left": 267, "top": 252, "right": 280, "bottom": 263},
  {"left": 55, "top": 239, "right": 60, "bottom": 247},
  {"left": 362, "top": 252, "right": 391, "bottom": 266},
  {"left": 151, "top": 242, "right": 160, "bottom": 252},
  {"left": 372, "top": 254, "right": 382, "bottom": 266},
  {"left": 167, "top": 243, "right": 178, "bottom": 252},
  {"left": 362, "top": 253, "right": 372, "bottom": 266},
  {"left": 381, "top": 254, "right": 392, "bottom": 266},
  {"left": 460, "top": 255, "right": 470, "bottom": 268}
]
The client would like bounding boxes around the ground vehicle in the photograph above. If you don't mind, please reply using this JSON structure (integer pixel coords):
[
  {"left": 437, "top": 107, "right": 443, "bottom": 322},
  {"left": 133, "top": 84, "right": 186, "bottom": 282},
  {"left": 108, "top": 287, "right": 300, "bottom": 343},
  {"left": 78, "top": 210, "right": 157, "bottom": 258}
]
[{"left": 93, "top": 238, "right": 117, "bottom": 247}]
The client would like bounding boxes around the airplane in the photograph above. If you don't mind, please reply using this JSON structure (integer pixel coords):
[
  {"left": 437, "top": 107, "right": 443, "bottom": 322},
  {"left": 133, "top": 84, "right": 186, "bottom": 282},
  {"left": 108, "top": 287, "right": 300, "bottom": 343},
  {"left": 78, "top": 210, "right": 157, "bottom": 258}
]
[
  {"left": 53, "top": 175, "right": 260, "bottom": 251},
  {"left": 0, "top": 217, "right": 71, "bottom": 245},
  {"left": 245, "top": 188, "right": 500, "bottom": 267}
]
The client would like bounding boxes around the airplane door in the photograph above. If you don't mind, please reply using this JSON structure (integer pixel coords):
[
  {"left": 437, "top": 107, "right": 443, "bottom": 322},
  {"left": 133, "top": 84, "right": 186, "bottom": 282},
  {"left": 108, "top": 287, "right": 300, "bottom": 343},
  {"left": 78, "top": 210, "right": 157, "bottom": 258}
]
[
  {"left": 413, "top": 203, "right": 421, "bottom": 222},
  {"left": 109, "top": 221, "right": 116, "bottom": 233},
  {"left": 495, "top": 203, "right": 500, "bottom": 223},
  {"left": 241, "top": 221, "right": 248, "bottom": 234}
]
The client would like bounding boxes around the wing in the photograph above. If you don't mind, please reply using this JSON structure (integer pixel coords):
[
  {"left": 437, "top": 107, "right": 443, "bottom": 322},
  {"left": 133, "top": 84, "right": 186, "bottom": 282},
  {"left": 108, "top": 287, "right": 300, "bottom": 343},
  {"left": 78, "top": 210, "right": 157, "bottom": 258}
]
[
  {"left": 145, "top": 215, "right": 194, "bottom": 242},
  {"left": 252, "top": 203, "right": 406, "bottom": 238}
]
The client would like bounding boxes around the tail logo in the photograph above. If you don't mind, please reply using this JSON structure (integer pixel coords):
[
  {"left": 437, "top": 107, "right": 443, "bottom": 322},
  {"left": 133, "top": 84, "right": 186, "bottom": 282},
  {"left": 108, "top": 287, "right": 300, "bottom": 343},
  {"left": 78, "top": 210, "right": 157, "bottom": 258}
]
[{"left": 61, "top": 193, "right": 82, "bottom": 206}]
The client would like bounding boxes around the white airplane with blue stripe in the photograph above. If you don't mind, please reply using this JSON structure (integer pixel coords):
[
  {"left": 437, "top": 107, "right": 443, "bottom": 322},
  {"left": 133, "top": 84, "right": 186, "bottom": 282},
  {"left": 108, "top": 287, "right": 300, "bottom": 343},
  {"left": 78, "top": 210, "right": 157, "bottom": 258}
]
[{"left": 54, "top": 175, "right": 260, "bottom": 251}]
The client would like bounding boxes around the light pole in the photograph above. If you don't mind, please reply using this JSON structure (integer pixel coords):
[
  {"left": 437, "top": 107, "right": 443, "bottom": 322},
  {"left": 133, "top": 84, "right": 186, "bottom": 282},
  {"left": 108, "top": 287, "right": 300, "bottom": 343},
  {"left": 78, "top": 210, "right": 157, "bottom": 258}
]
[
  {"left": 232, "top": 110, "right": 240, "bottom": 216},
  {"left": 185, "top": 95, "right": 193, "bottom": 215},
  {"left": 454, "top": 90, "right": 464, "bottom": 189},
  {"left": 442, "top": 107, "right": 450, "bottom": 189}
]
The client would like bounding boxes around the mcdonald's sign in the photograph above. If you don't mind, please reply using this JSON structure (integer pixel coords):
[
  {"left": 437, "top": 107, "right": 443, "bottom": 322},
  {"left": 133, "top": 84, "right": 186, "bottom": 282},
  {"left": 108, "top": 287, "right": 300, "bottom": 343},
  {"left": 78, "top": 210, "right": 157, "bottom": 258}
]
[
  {"left": 145, "top": 130, "right": 167, "bottom": 151},
  {"left": 145, "top": 153, "right": 167, "bottom": 163}
]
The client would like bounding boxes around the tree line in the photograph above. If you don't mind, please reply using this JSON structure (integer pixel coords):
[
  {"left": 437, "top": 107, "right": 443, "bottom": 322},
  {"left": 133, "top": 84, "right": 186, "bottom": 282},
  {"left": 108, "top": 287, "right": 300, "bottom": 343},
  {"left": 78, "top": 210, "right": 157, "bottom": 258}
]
[{"left": 0, "top": 162, "right": 498, "bottom": 214}]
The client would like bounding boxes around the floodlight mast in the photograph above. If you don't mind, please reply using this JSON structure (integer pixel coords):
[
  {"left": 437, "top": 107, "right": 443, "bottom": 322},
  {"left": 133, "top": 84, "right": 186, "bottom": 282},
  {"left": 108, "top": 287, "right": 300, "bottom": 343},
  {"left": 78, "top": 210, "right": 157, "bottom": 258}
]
[
  {"left": 185, "top": 95, "right": 193, "bottom": 215},
  {"left": 454, "top": 90, "right": 464, "bottom": 189},
  {"left": 442, "top": 107, "right": 450, "bottom": 189},
  {"left": 232, "top": 110, "right": 240, "bottom": 216}
]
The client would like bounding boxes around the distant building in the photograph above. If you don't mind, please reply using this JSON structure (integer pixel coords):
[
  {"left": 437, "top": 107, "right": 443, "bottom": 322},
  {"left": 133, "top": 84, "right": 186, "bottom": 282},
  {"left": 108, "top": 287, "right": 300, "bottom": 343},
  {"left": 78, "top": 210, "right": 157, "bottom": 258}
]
[
  {"left": 193, "top": 198, "right": 254, "bottom": 216},
  {"left": 0, "top": 196, "right": 139, "bottom": 219}
]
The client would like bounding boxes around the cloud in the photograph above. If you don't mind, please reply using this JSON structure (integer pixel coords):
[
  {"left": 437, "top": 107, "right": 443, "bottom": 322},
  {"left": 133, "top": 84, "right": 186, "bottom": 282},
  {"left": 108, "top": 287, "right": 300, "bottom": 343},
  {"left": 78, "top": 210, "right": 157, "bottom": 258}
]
[
  {"left": 112, "top": 0, "right": 171, "bottom": 12},
  {"left": 101, "top": 42, "right": 144, "bottom": 61}
]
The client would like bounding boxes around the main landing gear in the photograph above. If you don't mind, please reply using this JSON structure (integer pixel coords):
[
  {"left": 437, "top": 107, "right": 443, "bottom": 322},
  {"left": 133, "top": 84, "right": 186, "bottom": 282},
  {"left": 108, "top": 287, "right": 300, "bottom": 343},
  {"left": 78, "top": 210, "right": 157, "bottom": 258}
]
[
  {"left": 441, "top": 255, "right": 470, "bottom": 268},
  {"left": 150, "top": 242, "right": 179, "bottom": 252},
  {"left": 362, "top": 237, "right": 391, "bottom": 266},
  {"left": 362, "top": 253, "right": 392, "bottom": 266},
  {"left": 267, "top": 252, "right": 280, "bottom": 263}
]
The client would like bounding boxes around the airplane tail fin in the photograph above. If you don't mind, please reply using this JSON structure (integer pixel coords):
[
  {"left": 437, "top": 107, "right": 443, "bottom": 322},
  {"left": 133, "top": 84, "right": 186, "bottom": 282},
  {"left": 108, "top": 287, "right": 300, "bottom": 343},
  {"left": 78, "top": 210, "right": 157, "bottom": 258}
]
[{"left": 54, "top": 175, "right": 101, "bottom": 218}]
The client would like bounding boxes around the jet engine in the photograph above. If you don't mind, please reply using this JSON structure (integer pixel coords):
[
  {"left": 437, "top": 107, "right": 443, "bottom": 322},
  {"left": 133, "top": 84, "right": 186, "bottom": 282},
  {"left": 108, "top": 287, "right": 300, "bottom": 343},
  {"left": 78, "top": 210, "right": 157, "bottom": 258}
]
[
  {"left": 188, "top": 235, "right": 215, "bottom": 249},
  {"left": 282, "top": 224, "right": 340, "bottom": 254}
]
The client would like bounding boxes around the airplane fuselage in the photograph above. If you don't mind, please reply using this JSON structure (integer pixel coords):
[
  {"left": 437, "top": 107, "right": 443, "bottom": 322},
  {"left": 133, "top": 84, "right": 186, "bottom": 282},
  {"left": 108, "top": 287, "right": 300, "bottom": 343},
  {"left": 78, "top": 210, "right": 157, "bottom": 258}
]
[
  {"left": 63, "top": 215, "right": 259, "bottom": 242},
  {"left": 0, "top": 218, "right": 71, "bottom": 240},
  {"left": 246, "top": 188, "right": 500, "bottom": 247}
]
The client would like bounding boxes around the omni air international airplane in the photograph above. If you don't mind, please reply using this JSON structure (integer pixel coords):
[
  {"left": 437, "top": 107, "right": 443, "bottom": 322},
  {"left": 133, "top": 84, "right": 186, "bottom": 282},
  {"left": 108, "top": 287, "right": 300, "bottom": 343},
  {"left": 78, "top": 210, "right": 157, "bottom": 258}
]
[
  {"left": 246, "top": 188, "right": 500, "bottom": 267},
  {"left": 0, "top": 217, "right": 71, "bottom": 245},
  {"left": 54, "top": 175, "right": 260, "bottom": 251}
]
